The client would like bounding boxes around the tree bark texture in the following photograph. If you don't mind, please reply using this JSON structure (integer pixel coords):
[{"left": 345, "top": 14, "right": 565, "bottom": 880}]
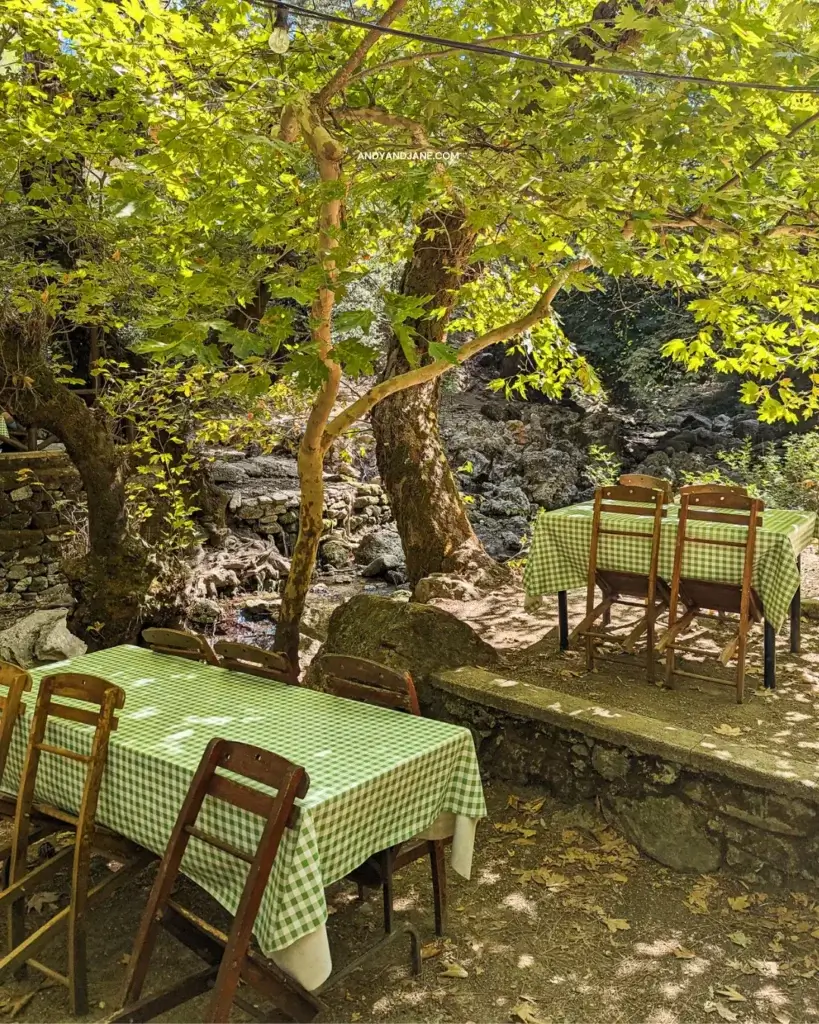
[
  {"left": 0, "top": 320, "right": 154, "bottom": 646},
  {"left": 371, "top": 209, "right": 494, "bottom": 585}
]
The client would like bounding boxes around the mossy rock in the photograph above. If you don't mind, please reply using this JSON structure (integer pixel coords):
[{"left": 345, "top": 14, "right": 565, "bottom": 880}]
[{"left": 313, "top": 594, "right": 498, "bottom": 692}]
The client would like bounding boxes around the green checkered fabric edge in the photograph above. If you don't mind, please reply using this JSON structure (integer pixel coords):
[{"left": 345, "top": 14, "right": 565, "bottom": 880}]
[
  {"left": 524, "top": 502, "right": 816, "bottom": 632},
  {"left": 2, "top": 647, "right": 486, "bottom": 955}
]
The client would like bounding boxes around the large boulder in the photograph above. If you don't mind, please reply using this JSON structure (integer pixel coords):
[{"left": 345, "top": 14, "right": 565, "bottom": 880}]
[
  {"left": 354, "top": 528, "right": 404, "bottom": 567},
  {"left": 0, "top": 609, "right": 86, "bottom": 667},
  {"left": 314, "top": 594, "right": 498, "bottom": 689}
]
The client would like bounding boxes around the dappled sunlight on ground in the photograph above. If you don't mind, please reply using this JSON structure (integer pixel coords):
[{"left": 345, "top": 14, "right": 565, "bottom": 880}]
[{"left": 6, "top": 784, "right": 819, "bottom": 1023}]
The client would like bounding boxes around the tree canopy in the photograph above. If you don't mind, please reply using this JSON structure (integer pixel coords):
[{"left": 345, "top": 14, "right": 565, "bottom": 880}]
[{"left": 3, "top": 0, "right": 819, "bottom": 655}]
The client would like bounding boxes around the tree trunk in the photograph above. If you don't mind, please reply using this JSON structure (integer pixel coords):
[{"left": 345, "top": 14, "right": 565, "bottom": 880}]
[
  {"left": 1, "top": 324, "right": 154, "bottom": 647},
  {"left": 273, "top": 442, "right": 325, "bottom": 672},
  {"left": 372, "top": 209, "right": 494, "bottom": 585}
]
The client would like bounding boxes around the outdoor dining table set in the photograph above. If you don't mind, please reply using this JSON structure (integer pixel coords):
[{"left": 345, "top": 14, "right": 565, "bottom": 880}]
[
  {"left": 0, "top": 631, "right": 487, "bottom": 1022},
  {"left": 524, "top": 474, "right": 817, "bottom": 703}
]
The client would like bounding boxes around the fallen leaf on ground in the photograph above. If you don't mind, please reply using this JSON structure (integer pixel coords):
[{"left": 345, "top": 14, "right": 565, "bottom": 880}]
[
  {"left": 716, "top": 986, "right": 746, "bottom": 1002},
  {"left": 421, "top": 941, "right": 444, "bottom": 961},
  {"left": 518, "top": 868, "right": 570, "bottom": 889},
  {"left": 439, "top": 963, "right": 469, "bottom": 979},
  {"left": 728, "top": 895, "right": 752, "bottom": 912},
  {"left": 773, "top": 1013, "right": 791, "bottom": 1024},
  {"left": 674, "top": 947, "right": 697, "bottom": 959},
  {"left": 714, "top": 725, "right": 742, "bottom": 737},
  {"left": 26, "top": 891, "right": 58, "bottom": 914},
  {"left": 687, "top": 877, "right": 719, "bottom": 915},
  {"left": 729, "top": 931, "right": 751, "bottom": 948},
  {"left": 602, "top": 918, "right": 630, "bottom": 933},
  {"left": 714, "top": 1003, "right": 739, "bottom": 1022},
  {"left": 510, "top": 999, "right": 549, "bottom": 1024}
]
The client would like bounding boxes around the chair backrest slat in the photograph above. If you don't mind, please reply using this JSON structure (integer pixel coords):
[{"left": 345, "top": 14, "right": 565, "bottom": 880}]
[
  {"left": 679, "top": 482, "right": 748, "bottom": 498},
  {"left": 212, "top": 739, "right": 309, "bottom": 798},
  {"left": 142, "top": 628, "right": 219, "bottom": 665},
  {"left": 619, "top": 473, "right": 672, "bottom": 498},
  {"left": 324, "top": 676, "right": 413, "bottom": 711},
  {"left": 44, "top": 700, "right": 119, "bottom": 732},
  {"left": 213, "top": 641, "right": 293, "bottom": 683},
  {"left": 598, "top": 483, "right": 670, "bottom": 519},
  {"left": 317, "top": 655, "right": 419, "bottom": 715},
  {"left": 207, "top": 772, "right": 276, "bottom": 821}
]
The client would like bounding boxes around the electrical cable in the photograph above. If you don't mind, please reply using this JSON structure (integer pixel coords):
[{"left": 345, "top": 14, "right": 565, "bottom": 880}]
[{"left": 253, "top": 0, "right": 819, "bottom": 95}]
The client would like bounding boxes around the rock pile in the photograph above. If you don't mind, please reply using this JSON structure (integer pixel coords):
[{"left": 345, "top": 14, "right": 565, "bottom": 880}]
[{"left": 439, "top": 394, "right": 790, "bottom": 560}]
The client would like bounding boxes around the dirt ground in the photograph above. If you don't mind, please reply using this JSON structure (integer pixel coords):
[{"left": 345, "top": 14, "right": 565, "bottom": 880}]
[{"left": 4, "top": 784, "right": 819, "bottom": 1024}]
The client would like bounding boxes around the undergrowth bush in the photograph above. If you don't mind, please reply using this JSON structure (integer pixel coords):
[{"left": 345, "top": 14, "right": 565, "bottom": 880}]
[{"left": 683, "top": 434, "right": 819, "bottom": 514}]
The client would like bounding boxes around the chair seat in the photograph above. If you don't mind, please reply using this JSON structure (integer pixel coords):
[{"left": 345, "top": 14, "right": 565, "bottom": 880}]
[{"left": 678, "top": 579, "right": 764, "bottom": 621}]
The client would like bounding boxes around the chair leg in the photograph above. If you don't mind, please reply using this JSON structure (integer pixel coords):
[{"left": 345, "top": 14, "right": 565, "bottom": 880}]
[
  {"left": 356, "top": 882, "right": 366, "bottom": 902},
  {"left": 67, "top": 827, "right": 95, "bottom": 1014},
  {"left": 428, "top": 841, "right": 447, "bottom": 937},
  {"left": 120, "top": 758, "right": 213, "bottom": 1009},
  {"left": 381, "top": 850, "right": 394, "bottom": 935},
  {"left": 735, "top": 627, "right": 747, "bottom": 705}
]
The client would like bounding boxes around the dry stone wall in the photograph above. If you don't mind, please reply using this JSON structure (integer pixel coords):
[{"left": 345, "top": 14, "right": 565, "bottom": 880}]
[
  {"left": 427, "top": 667, "right": 819, "bottom": 887},
  {"left": 0, "top": 452, "right": 82, "bottom": 625}
]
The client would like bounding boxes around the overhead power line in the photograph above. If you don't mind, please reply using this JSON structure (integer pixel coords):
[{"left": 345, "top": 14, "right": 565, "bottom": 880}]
[{"left": 254, "top": 0, "right": 819, "bottom": 95}]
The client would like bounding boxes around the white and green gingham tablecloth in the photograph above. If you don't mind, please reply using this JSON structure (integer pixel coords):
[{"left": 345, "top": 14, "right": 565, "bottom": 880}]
[
  {"left": 1, "top": 646, "right": 486, "bottom": 988},
  {"left": 524, "top": 502, "right": 816, "bottom": 631}
]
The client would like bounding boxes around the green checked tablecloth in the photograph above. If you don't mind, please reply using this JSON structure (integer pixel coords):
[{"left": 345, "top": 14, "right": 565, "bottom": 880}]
[
  {"left": 1, "top": 646, "right": 486, "bottom": 986},
  {"left": 524, "top": 502, "right": 816, "bottom": 631}
]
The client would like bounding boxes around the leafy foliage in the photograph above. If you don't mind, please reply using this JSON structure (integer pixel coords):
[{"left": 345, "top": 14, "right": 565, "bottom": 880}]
[
  {"left": 94, "top": 361, "right": 298, "bottom": 563},
  {"left": 683, "top": 434, "right": 819, "bottom": 514}
]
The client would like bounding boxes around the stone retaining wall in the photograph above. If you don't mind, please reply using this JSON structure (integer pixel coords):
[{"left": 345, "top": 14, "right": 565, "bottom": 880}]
[
  {"left": 0, "top": 452, "right": 83, "bottom": 622},
  {"left": 210, "top": 451, "right": 392, "bottom": 565},
  {"left": 428, "top": 667, "right": 819, "bottom": 886}
]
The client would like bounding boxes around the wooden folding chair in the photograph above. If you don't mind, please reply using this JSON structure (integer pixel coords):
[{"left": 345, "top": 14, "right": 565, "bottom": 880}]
[
  {"left": 111, "top": 739, "right": 323, "bottom": 1024},
  {"left": 571, "top": 484, "right": 669, "bottom": 682},
  {"left": 0, "top": 662, "right": 31, "bottom": 790},
  {"left": 660, "top": 488, "right": 764, "bottom": 704},
  {"left": 619, "top": 473, "right": 673, "bottom": 499},
  {"left": 0, "top": 673, "right": 150, "bottom": 1015},
  {"left": 142, "top": 627, "right": 219, "bottom": 665},
  {"left": 316, "top": 655, "right": 446, "bottom": 936},
  {"left": 213, "top": 640, "right": 294, "bottom": 683}
]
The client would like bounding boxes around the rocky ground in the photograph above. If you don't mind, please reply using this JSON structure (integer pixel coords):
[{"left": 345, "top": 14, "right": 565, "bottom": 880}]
[{"left": 7, "top": 785, "right": 819, "bottom": 1024}]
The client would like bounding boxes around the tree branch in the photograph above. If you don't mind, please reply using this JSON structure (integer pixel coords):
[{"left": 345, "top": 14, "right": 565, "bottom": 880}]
[
  {"left": 315, "top": 0, "right": 409, "bottom": 108},
  {"left": 323, "top": 258, "right": 591, "bottom": 445},
  {"left": 713, "top": 109, "right": 819, "bottom": 196},
  {"left": 333, "top": 105, "right": 430, "bottom": 147}
]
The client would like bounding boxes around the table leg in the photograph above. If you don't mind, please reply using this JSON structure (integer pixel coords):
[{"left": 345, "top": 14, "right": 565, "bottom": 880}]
[
  {"left": 790, "top": 554, "right": 802, "bottom": 655},
  {"left": 558, "top": 591, "right": 569, "bottom": 650},
  {"left": 764, "top": 621, "right": 776, "bottom": 690}
]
